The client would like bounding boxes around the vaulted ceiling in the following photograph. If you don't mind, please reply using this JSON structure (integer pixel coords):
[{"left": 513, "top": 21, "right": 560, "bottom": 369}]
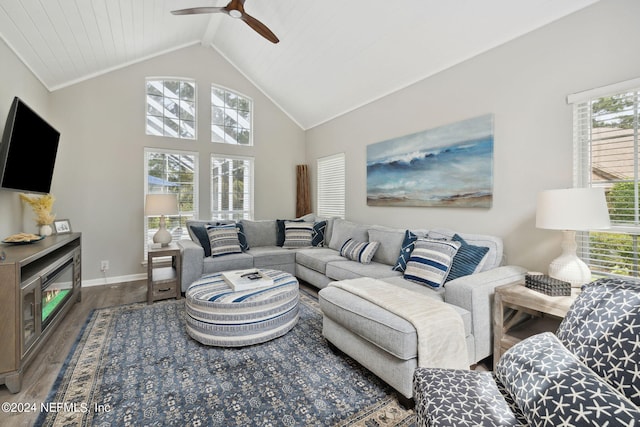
[{"left": 0, "top": 0, "right": 599, "bottom": 129}]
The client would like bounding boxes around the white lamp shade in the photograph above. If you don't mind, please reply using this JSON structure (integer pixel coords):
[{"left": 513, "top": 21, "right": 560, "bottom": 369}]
[
  {"left": 145, "top": 194, "right": 179, "bottom": 216},
  {"left": 536, "top": 188, "right": 611, "bottom": 231}
]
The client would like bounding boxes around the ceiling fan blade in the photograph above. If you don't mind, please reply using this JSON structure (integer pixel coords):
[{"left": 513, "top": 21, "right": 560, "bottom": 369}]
[
  {"left": 240, "top": 13, "right": 279, "bottom": 44},
  {"left": 171, "top": 7, "right": 227, "bottom": 16}
]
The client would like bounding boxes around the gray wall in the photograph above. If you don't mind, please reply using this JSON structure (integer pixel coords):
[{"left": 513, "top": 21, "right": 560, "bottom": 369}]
[
  {"left": 305, "top": 0, "right": 640, "bottom": 273},
  {"left": 0, "top": 38, "right": 52, "bottom": 240},
  {"left": 0, "top": 43, "right": 305, "bottom": 283}
]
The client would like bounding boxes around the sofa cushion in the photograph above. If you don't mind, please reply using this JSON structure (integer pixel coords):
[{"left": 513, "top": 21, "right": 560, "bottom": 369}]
[
  {"left": 202, "top": 252, "right": 253, "bottom": 274},
  {"left": 404, "top": 239, "right": 461, "bottom": 289},
  {"left": 282, "top": 221, "right": 314, "bottom": 248},
  {"left": 367, "top": 226, "right": 405, "bottom": 266},
  {"left": 392, "top": 230, "right": 418, "bottom": 272},
  {"left": 296, "top": 248, "right": 343, "bottom": 274},
  {"left": 328, "top": 219, "right": 370, "bottom": 251},
  {"left": 496, "top": 332, "right": 640, "bottom": 426},
  {"left": 445, "top": 234, "right": 489, "bottom": 282},
  {"left": 428, "top": 228, "right": 502, "bottom": 271},
  {"left": 319, "top": 286, "right": 471, "bottom": 360},
  {"left": 206, "top": 225, "right": 242, "bottom": 257},
  {"left": 240, "top": 219, "right": 277, "bottom": 247},
  {"left": 248, "top": 246, "right": 297, "bottom": 268},
  {"left": 326, "top": 260, "right": 402, "bottom": 281},
  {"left": 339, "top": 239, "right": 380, "bottom": 264}
]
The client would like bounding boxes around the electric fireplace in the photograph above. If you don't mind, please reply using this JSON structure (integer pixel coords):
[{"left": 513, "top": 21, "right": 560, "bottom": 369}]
[{"left": 40, "top": 257, "right": 74, "bottom": 330}]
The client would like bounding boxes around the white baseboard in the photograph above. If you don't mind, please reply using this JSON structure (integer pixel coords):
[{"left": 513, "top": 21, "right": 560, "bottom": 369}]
[{"left": 83, "top": 273, "right": 147, "bottom": 287}]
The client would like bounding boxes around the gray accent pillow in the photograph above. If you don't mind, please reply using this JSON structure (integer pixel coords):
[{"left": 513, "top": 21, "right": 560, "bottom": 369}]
[
  {"left": 368, "top": 226, "right": 405, "bottom": 266},
  {"left": 328, "top": 219, "right": 370, "bottom": 251},
  {"left": 239, "top": 220, "right": 278, "bottom": 247}
]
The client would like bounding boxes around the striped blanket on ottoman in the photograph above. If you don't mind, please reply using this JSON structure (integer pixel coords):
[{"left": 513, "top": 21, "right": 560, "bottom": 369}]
[{"left": 185, "top": 269, "right": 299, "bottom": 347}]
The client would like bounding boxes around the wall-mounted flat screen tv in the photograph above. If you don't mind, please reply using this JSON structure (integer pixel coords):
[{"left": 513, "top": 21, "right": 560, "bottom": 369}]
[{"left": 0, "top": 97, "right": 60, "bottom": 194}]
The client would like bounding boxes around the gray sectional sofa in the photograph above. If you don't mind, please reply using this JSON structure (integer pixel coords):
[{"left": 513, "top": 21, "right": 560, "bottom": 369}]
[{"left": 177, "top": 214, "right": 526, "bottom": 403}]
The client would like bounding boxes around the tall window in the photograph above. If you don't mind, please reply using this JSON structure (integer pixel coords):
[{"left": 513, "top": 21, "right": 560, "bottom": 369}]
[
  {"left": 571, "top": 78, "right": 640, "bottom": 278},
  {"left": 211, "top": 155, "right": 253, "bottom": 220},
  {"left": 211, "top": 85, "right": 253, "bottom": 145},
  {"left": 144, "top": 149, "right": 198, "bottom": 252},
  {"left": 317, "top": 153, "right": 345, "bottom": 218},
  {"left": 146, "top": 78, "right": 196, "bottom": 139}
]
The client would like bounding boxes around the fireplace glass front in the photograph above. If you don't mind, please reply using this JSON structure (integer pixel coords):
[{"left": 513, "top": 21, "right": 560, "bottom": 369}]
[{"left": 41, "top": 258, "right": 74, "bottom": 329}]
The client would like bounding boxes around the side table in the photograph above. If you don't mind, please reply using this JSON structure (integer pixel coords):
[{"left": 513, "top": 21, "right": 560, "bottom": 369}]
[
  {"left": 493, "top": 282, "right": 578, "bottom": 369},
  {"left": 147, "top": 243, "right": 182, "bottom": 304}
]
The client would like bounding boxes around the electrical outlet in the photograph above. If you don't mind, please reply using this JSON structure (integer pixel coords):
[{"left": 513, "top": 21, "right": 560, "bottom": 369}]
[{"left": 100, "top": 260, "right": 109, "bottom": 272}]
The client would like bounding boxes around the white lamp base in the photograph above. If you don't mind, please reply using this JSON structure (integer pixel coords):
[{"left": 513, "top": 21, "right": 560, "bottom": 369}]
[
  {"left": 548, "top": 230, "right": 591, "bottom": 287},
  {"left": 152, "top": 215, "right": 172, "bottom": 247}
]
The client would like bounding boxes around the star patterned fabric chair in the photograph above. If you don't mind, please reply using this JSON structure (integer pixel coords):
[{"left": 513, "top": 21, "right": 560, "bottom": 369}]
[{"left": 413, "top": 277, "right": 640, "bottom": 426}]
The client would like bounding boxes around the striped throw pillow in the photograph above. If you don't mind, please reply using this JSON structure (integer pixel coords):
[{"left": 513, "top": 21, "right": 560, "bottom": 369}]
[
  {"left": 340, "top": 238, "right": 380, "bottom": 264},
  {"left": 207, "top": 225, "right": 242, "bottom": 257},
  {"left": 282, "top": 221, "right": 314, "bottom": 248},
  {"left": 445, "top": 234, "right": 489, "bottom": 282},
  {"left": 404, "top": 238, "right": 461, "bottom": 289}
]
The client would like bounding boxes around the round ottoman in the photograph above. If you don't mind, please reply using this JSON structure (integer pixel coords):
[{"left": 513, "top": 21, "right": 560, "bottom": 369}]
[{"left": 185, "top": 269, "right": 299, "bottom": 347}]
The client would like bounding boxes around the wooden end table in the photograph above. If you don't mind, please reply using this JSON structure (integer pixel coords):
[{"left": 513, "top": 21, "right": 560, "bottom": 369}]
[
  {"left": 493, "top": 282, "right": 579, "bottom": 369},
  {"left": 147, "top": 243, "right": 181, "bottom": 304}
]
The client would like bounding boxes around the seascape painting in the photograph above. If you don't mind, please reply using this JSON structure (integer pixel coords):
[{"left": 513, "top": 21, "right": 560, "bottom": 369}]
[{"left": 367, "top": 114, "right": 494, "bottom": 208}]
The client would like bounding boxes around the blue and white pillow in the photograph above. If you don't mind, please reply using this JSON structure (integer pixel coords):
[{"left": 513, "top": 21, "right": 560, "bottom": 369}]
[
  {"left": 282, "top": 221, "right": 314, "bottom": 248},
  {"left": 340, "top": 238, "right": 380, "bottom": 264},
  {"left": 392, "top": 230, "right": 418, "bottom": 272},
  {"left": 404, "top": 238, "right": 460, "bottom": 289},
  {"left": 311, "top": 220, "right": 327, "bottom": 247},
  {"left": 445, "top": 234, "right": 489, "bottom": 282},
  {"left": 206, "top": 225, "right": 242, "bottom": 257}
]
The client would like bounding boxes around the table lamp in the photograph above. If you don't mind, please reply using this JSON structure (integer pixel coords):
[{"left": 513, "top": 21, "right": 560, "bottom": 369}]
[
  {"left": 145, "top": 194, "right": 179, "bottom": 246},
  {"left": 536, "top": 188, "right": 610, "bottom": 287}
]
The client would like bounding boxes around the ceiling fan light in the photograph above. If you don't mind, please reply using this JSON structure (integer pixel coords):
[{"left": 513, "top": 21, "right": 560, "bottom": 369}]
[{"left": 229, "top": 10, "right": 242, "bottom": 18}]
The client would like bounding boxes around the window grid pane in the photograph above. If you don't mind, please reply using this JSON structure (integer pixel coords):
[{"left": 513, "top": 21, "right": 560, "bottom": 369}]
[
  {"left": 211, "top": 86, "right": 253, "bottom": 146},
  {"left": 211, "top": 155, "right": 253, "bottom": 220},
  {"left": 146, "top": 79, "right": 196, "bottom": 140},
  {"left": 574, "top": 87, "right": 640, "bottom": 279}
]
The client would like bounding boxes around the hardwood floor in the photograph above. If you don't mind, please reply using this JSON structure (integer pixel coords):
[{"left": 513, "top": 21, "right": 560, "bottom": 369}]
[{"left": 0, "top": 280, "right": 148, "bottom": 427}]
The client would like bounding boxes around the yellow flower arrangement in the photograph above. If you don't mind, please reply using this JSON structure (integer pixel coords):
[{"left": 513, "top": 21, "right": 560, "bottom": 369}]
[{"left": 19, "top": 193, "right": 56, "bottom": 226}]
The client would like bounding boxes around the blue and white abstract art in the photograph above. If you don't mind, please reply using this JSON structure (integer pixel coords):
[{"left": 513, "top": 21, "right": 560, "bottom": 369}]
[{"left": 367, "top": 114, "right": 494, "bottom": 208}]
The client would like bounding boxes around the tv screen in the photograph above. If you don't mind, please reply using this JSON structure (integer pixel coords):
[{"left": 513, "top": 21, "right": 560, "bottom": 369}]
[{"left": 0, "top": 97, "right": 60, "bottom": 194}]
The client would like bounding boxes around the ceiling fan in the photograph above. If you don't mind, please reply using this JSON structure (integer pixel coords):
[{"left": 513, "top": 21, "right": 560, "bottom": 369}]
[{"left": 171, "top": 0, "right": 279, "bottom": 44}]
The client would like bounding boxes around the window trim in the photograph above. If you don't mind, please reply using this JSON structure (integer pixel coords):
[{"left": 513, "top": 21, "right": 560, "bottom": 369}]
[
  {"left": 570, "top": 77, "right": 640, "bottom": 279},
  {"left": 145, "top": 77, "right": 197, "bottom": 140},
  {"left": 210, "top": 154, "right": 254, "bottom": 220},
  {"left": 144, "top": 147, "right": 199, "bottom": 258},
  {"left": 211, "top": 84, "right": 254, "bottom": 146}
]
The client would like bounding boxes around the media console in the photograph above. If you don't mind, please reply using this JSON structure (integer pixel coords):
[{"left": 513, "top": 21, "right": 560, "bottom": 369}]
[{"left": 0, "top": 232, "right": 81, "bottom": 393}]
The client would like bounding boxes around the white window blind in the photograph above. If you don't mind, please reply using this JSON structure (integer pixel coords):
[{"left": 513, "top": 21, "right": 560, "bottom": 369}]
[
  {"left": 572, "top": 80, "right": 640, "bottom": 278},
  {"left": 317, "top": 153, "right": 345, "bottom": 218},
  {"left": 211, "top": 155, "right": 254, "bottom": 220}
]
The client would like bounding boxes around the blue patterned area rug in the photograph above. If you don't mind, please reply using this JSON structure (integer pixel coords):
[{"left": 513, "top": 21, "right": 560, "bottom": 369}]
[{"left": 38, "top": 291, "right": 415, "bottom": 426}]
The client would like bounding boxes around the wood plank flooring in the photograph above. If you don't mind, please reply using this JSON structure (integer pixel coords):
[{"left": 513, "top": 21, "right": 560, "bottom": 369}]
[
  {"left": 0, "top": 280, "right": 148, "bottom": 427},
  {"left": 0, "top": 280, "right": 319, "bottom": 427}
]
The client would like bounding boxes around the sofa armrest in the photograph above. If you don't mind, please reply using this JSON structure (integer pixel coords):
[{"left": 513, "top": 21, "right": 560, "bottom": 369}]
[
  {"left": 444, "top": 265, "right": 527, "bottom": 361},
  {"left": 177, "top": 239, "right": 204, "bottom": 292}
]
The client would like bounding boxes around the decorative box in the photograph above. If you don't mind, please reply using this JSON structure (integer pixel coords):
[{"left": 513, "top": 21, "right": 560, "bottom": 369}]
[{"left": 525, "top": 274, "right": 571, "bottom": 296}]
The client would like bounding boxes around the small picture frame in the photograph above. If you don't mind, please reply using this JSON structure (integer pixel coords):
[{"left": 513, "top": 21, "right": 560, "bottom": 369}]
[{"left": 53, "top": 219, "right": 72, "bottom": 234}]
